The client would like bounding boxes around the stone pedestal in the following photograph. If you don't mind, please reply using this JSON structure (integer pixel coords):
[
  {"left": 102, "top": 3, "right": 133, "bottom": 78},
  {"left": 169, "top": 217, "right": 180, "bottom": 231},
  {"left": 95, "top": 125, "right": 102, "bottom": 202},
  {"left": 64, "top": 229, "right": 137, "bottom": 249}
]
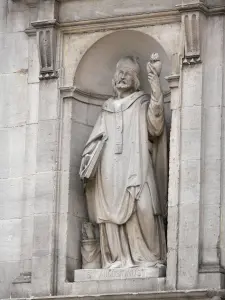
[
  {"left": 1, "top": 0, "right": 225, "bottom": 299},
  {"left": 73, "top": 267, "right": 166, "bottom": 295},
  {"left": 75, "top": 266, "right": 166, "bottom": 281}
]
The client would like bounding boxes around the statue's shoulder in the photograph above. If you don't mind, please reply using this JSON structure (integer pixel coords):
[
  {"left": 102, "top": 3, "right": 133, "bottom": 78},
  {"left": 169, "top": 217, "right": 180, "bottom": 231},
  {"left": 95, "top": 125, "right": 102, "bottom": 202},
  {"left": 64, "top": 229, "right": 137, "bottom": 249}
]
[
  {"left": 137, "top": 91, "right": 150, "bottom": 104},
  {"left": 102, "top": 97, "right": 114, "bottom": 111}
]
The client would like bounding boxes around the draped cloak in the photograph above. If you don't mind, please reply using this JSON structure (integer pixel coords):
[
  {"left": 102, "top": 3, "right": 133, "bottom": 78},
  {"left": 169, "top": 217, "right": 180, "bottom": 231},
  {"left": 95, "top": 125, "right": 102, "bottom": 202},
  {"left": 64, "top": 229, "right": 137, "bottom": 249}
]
[{"left": 80, "top": 91, "right": 168, "bottom": 268}]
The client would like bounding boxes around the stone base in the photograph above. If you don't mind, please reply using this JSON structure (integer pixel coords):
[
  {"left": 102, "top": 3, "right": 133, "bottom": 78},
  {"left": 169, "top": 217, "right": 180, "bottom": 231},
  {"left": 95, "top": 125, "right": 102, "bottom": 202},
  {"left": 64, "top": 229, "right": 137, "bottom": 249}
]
[
  {"left": 75, "top": 266, "right": 166, "bottom": 281},
  {"left": 73, "top": 267, "right": 166, "bottom": 295}
]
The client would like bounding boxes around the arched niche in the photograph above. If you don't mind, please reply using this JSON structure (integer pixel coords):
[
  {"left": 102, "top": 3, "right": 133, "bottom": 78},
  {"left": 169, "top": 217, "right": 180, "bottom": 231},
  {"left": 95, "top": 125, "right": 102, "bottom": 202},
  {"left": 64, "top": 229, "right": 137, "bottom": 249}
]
[
  {"left": 73, "top": 29, "right": 171, "bottom": 131},
  {"left": 74, "top": 29, "right": 170, "bottom": 96},
  {"left": 61, "top": 30, "right": 172, "bottom": 280}
]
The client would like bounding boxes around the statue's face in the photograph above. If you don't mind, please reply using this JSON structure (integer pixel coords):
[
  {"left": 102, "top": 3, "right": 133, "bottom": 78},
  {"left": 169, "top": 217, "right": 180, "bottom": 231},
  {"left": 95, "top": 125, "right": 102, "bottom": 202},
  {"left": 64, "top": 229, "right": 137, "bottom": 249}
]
[{"left": 114, "top": 67, "right": 135, "bottom": 92}]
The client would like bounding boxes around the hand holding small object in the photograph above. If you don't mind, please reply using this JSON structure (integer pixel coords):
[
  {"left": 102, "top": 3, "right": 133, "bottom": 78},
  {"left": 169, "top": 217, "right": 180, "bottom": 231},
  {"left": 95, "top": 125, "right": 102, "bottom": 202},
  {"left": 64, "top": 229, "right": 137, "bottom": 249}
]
[{"left": 146, "top": 53, "right": 162, "bottom": 77}]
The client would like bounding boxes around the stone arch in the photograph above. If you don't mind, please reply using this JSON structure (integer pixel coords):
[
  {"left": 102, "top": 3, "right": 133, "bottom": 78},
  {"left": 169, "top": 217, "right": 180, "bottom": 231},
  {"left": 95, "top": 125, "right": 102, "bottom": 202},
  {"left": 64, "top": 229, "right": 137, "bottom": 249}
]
[
  {"left": 74, "top": 29, "right": 171, "bottom": 96},
  {"left": 62, "top": 30, "right": 172, "bottom": 280}
]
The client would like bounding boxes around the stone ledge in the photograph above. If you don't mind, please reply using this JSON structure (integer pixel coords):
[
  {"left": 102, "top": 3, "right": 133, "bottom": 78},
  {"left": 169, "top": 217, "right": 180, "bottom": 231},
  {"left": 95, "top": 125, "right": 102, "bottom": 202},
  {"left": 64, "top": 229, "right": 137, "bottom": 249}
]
[
  {"left": 74, "top": 267, "right": 166, "bottom": 282},
  {"left": 3, "top": 289, "right": 225, "bottom": 300},
  {"left": 72, "top": 277, "right": 166, "bottom": 295},
  {"left": 60, "top": 86, "right": 171, "bottom": 106}
]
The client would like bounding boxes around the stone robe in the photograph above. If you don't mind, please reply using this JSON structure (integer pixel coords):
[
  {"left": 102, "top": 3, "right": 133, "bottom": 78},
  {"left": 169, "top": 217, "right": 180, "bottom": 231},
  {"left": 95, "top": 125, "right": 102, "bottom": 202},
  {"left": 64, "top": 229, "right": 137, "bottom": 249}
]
[{"left": 80, "top": 91, "right": 167, "bottom": 269}]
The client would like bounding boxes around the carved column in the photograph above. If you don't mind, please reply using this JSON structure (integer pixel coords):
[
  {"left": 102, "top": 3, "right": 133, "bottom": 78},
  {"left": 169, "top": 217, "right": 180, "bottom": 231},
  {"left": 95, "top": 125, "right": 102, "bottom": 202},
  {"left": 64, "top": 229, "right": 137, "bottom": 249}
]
[{"left": 30, "top": 0, "right": 61, "bottom": 296}]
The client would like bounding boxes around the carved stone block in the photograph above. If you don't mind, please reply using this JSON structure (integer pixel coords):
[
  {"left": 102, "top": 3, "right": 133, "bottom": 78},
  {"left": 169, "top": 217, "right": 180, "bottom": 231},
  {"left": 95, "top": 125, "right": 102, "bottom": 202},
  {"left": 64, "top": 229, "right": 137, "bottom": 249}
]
[
  {"left": 32, "top": 20, "right": 58, "bottom": 80},
  {"left": 177, "top": 0, "right": 208, "bottom": 65},
  {"left": 182, "top": 12, "right": 202, "bottom": 64},
  {"left": 37, "top": 27, "right": 57, "bottom": 79}
]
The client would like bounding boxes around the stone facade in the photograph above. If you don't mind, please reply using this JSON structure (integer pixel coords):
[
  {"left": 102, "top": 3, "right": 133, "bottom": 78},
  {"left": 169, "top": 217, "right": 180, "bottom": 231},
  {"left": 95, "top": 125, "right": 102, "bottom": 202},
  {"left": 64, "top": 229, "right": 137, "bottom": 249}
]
[{"left": 0, "top": 0, "right": 225, "bottom": 299}]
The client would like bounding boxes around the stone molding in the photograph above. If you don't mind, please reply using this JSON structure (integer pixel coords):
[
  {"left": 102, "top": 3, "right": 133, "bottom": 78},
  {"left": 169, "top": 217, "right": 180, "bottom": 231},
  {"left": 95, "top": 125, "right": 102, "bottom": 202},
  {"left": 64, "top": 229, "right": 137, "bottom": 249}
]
[
  {"left": 165, "top": 74, "right": 180, "bottom": 89},
  {"left": 24, "top": 10, "right": 179, "bottom": 36},
  {"left": 60, "top": 86, "right": 108, "bottom": 106},
  {"left": 60, "top": 86, "right": 171, "bottom": 106},
  {"left": 60, "top": 10, "right": 180, "bottom": 34},
  {"left": 176, "top": 2, "right": 209, "bottom": 15},
  {"left": 12, "top": 0, "right": 38, "bottom": 4},
  {"left": 25, "top": 27, "right": 37, "bottom": 36},
  {"left": 199, "top": 265, "right": 225, "bottom": 275},
  {"left": 177, "top": 2, "right": 225, "bottom": 15},
  {"left": 32, "top": 19, "right": 60, "bottom": 29},
  {"left": 10, "top": 289, "right": 225, "bottom": 300},
  {"left": 25, "top": 6, "right": 225, "bottom": 36},
  {"left": 31, "top": 20, "right": 59, "bottom": 80}
]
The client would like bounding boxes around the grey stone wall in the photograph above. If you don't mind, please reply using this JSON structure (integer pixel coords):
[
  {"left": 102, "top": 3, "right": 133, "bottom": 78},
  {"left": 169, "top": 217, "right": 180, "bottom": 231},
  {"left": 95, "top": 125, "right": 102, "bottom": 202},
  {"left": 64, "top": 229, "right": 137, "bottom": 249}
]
[
  {"left": 0, "top": 0, "right": 225, "bottom": 299},
  {"left": 0, "top": 0, "right": 30, "bottom": 298},
  {"left": 59, "top": 0, "right": 181, "bottom": 22}
]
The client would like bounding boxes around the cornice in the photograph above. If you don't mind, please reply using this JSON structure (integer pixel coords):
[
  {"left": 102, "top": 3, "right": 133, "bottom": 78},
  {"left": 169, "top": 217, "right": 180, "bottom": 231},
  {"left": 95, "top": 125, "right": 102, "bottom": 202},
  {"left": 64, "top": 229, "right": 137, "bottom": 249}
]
[
  {"left": 177, "top": 3, "right": 225, "bottom": 16},
  {"left": 25, "top": 5, "right": 225, "bottom": 36},
  {"left": 59, "top": 10, "right": 181, "bottom": 34},
  {"left": 31, "top": 19, "right": 59, "bottom": 29},
  {"left": 209, "top": 6, "right": 225, "bottom": 16},
  {"left": 176, "top": 2, "right": 209, "bottom": 14}
]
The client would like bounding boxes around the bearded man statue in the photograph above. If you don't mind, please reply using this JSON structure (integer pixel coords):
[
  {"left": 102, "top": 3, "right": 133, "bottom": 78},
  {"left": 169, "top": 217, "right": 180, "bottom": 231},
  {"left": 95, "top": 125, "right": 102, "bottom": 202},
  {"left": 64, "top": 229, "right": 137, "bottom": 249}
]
[{"left": 80, "top": 55, "right": 168, "bottom": 269}]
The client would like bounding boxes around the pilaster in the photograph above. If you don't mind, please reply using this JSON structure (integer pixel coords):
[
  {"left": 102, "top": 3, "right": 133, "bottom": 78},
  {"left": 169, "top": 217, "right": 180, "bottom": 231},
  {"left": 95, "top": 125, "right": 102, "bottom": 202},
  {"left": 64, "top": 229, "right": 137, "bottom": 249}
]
[
  {"left": 30, "top": 0, "right": 61, "bottom": 296},
  {"left": 174, "top": 0, "right": 225, "bottom": 290},
  {"left": 174, "top": 0, "right": 206, "bottom": 290},
  {"left": 198, "top": 10, "right": 225, "bottom": 289}
]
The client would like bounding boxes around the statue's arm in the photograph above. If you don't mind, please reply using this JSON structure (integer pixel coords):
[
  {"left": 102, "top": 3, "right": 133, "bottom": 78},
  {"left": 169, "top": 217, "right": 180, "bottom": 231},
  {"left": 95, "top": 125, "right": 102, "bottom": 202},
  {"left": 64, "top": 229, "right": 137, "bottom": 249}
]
[
  {"left": 79, "top": 114, "right": 106, "bottom": 179},
  {"left": 146, "top": 63, "right": 164, "bottom": 137}
]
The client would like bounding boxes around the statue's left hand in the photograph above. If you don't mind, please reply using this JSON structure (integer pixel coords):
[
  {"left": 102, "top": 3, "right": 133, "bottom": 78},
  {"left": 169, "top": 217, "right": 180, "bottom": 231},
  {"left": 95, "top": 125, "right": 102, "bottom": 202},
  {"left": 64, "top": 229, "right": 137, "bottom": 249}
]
[{"left": 147, "top": 62, "right": 160, "bottom": 87}]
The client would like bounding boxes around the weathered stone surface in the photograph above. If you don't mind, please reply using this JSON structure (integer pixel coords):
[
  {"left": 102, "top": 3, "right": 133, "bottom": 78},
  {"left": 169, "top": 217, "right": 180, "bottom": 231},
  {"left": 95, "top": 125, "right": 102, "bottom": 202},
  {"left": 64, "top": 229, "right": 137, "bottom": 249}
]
[
  {"left": 59, "top": 0, "right": 181, "bottom": 22},
  {"left": 1, "top": 0, "right": 225, "bottom": 298},
  {"left": 75, "top": 267, "right": 166, "bottom": 282},
  {"left": 72, "top": 277, "right": 166, "bottom": 296},
  {"left": 0, "top": 219, "right": 21, "bottom": 261}
]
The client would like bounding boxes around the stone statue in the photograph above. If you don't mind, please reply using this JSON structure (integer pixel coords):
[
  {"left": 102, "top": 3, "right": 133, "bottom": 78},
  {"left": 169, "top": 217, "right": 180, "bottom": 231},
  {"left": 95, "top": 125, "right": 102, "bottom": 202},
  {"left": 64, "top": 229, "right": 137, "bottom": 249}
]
[{"left": 79, "top": 54, "right": 168, "bottom": 269}]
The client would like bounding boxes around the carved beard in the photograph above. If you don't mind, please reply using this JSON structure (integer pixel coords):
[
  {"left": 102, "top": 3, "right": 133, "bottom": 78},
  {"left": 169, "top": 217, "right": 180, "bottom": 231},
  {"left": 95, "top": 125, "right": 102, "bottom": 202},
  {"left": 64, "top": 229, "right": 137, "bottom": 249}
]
[{"left": 115, "top": 79, "right": 134, "bottom": 90}]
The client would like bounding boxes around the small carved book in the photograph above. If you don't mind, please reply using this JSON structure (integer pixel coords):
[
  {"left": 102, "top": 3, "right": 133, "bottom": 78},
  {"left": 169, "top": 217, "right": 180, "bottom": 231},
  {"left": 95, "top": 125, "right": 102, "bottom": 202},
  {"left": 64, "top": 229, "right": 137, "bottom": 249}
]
[{"left": 80, "top": 133, "right": 108, "bottom": 179}]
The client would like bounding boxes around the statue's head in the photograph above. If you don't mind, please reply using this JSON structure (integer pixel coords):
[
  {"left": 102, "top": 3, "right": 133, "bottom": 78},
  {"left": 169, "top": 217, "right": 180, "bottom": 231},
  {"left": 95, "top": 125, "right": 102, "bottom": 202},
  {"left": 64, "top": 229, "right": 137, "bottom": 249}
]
[{"left": 112, "top": 56, "right": 141, "bottom": 96}]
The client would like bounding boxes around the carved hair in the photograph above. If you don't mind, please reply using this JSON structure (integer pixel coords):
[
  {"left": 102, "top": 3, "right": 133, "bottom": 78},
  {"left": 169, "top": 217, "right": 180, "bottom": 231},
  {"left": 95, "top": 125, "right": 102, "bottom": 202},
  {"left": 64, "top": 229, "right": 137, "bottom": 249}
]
[
  {"left": 112, "top": 56, "right": 141, "bottom": 95},
  {"left": 116, "top": 56, "right": 140, "bottom": 74}
]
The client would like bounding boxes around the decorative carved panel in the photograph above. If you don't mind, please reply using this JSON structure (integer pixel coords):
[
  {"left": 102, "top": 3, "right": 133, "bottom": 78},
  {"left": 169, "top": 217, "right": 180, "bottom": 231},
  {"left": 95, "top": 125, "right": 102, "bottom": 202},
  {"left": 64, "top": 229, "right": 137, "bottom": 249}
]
[
  {"left": 182, "top": 12, "right": 201, "bottom": 64},
  {"left": 32, "top": 20, "right": 58, "bottom": 80},
  {"left": 177, "top": 0, "right": 208, "bottom": 65},
  {"left": 37, "top": 27, "right": 57, "bottom": 79}
]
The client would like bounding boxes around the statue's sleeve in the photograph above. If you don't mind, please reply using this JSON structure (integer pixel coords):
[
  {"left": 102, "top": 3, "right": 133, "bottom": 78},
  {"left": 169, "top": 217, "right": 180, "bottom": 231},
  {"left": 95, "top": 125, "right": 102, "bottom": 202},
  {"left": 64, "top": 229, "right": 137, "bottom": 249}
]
[
  {"left": 82, "top": 114, "right": 105, "bottom": 156},
  {"left": 79, "top": 112, "right": 106, "bottom": 179},
  {"left": 147, "top": 88, "right": 164, "bottom": 137}
]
